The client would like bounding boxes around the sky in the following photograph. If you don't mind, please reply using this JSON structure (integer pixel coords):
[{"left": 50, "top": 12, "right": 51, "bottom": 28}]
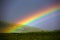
[
  {"left": 1, "top": 0, "right": 57, "bottom": 22},
  {"left": 1, "top": 0, "right": 60, "bottom": 30}
]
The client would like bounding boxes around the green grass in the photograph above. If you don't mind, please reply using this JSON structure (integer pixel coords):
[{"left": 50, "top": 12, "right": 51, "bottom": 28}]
[
  {"left": 0, "top": 21, "right": 60, "bottom": 40},
  {"left": 0, "top": 31, "right": 60, "bottom": 40}
]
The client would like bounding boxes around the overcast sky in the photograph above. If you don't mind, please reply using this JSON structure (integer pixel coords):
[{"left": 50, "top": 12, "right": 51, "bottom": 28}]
[
  {"left": 1, "top": 0, "right": 60, "bottom": 30},
  {"left": 1, "top": 0, "right": 56, "bottom": 22}
]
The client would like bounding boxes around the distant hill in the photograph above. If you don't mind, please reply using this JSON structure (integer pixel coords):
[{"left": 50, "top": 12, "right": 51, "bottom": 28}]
[
  {"left": 0, "top": 21, "right": 16, "bottom": 33},
  {"left": 0, "top": 21, "right": 48, "bottom": 33},
  {"left": 13, "top": 26, "right": 46, "bottom": 33}
]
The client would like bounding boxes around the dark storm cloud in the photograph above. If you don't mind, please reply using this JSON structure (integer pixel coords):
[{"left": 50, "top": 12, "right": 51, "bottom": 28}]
[
  {"left": 0, "top": 0, "right": 60, "bottom": 30},
  {"left": 1, "top": 0, "right": 56, "bottom": 22}
]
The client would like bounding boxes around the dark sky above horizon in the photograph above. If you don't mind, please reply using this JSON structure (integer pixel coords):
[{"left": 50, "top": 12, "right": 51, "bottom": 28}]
[
  {"left": 0, "top": 0, "right": 60, "bottom": 30},
  {"left": 1, "top": 0, "right": 57, "bottom": 22}
]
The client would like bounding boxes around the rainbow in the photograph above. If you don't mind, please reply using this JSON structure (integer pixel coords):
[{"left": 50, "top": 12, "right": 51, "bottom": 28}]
[{"left": 4, "top": 5, "right": 59, "bottom": 33}]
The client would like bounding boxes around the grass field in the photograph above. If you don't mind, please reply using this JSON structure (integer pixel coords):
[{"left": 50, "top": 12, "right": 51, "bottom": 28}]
[
  {"left": 0, "top": 21, "right": 60, "bottom": 40},
  {"left": 0, "top": 31, "right": 60, "bottom": 40}
]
